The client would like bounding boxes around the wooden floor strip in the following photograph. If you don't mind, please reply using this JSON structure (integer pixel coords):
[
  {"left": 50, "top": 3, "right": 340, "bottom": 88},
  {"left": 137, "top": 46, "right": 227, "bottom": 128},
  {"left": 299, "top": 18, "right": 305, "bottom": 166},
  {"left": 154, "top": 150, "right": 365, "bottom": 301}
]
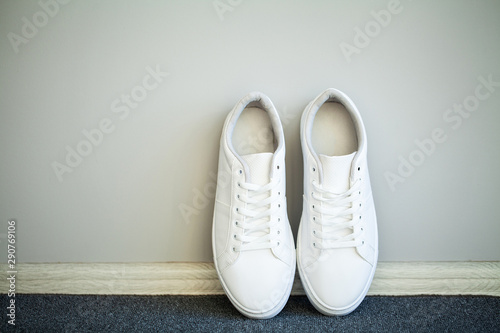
[{"left": 1, "top": 262, "right": 498, "bottom": 296}]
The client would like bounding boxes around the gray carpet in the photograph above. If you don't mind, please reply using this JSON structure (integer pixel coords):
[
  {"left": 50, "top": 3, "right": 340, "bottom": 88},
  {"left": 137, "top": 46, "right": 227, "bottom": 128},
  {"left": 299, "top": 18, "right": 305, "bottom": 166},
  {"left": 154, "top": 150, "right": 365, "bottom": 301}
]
[{"left": 1, "top": 294, "right": 499, "bottom": 332}]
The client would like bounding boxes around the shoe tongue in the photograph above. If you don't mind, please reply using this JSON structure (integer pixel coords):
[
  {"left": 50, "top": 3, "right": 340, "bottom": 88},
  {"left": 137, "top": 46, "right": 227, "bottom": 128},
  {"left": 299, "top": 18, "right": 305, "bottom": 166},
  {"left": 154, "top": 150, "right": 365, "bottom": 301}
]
[
  {"left": 241, "top": 152, "right": 273, "bottom": 185},
  {"left": 319, "top": 152, "right": 356, "bottom": 192}
]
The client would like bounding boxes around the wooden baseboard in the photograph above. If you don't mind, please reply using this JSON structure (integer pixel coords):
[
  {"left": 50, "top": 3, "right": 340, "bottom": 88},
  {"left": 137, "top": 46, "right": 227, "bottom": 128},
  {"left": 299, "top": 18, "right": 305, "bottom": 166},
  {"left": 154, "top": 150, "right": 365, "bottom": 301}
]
[{"left": 1, "top": 262, "right": 498, "bottom": 296}]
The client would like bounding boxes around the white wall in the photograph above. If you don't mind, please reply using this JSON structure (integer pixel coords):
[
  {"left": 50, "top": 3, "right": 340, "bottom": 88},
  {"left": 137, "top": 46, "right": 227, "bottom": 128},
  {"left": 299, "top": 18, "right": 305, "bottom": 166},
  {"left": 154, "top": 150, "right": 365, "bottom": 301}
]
[{"left": 1, "top": 0, "right": 499, "bottom": 263}]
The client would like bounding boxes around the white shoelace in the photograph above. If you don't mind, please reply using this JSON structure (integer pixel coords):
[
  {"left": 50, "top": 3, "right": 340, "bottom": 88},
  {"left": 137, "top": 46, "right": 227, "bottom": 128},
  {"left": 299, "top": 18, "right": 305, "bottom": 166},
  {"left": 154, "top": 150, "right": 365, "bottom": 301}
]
[
  {"left": 233, "top": 179, "right": 280, "bottom": 252},
  {"left": 311, "top": 179, "right": 362, "bottom": 249}
]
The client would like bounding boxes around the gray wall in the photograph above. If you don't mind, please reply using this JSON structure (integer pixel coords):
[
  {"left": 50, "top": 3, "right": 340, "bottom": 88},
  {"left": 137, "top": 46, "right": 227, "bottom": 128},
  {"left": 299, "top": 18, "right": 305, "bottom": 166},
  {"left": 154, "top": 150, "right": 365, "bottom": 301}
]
[{"left": 1, "top": 0, "right": 499, "bottom": 263}]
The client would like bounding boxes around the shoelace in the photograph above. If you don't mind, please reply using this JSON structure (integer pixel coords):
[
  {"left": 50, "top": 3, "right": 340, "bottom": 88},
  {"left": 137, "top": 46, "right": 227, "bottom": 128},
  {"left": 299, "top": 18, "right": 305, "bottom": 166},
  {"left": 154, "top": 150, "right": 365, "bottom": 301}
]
[
  {"left": 233, "top": 178, "right": 280, "bottom": 252},
  {"left": 311, "top": 179, "right": 362, "bottom": 249}
]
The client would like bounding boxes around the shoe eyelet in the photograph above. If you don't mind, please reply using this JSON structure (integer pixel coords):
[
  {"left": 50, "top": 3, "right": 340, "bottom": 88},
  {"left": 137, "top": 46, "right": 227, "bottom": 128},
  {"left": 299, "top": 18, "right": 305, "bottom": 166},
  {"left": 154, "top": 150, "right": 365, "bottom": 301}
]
[
  {"left": 313, "top": 242, "right": 316, "bottom": 247},
  {"left": 312, "top": 216, "right": 316, "bottom": 221},
  {"left": 362, "top": 241, "right": 365, "bottom": 245},
  {"left": 232, "top": 246, "right": 236, "bottom": 252},
  {"left": 313, "top": 230, "right": 316, "bottom": 235},
  {"left": 237, "top": 182, "right": 241, "bottom": 187},
  {"left": 235, "top": 221, "right": 239, "bottom": 226},
  {"left": 361, "top": 227, "right": 364, "bottom": 231},
  {"left": 239, "top": 169, "right": 242, "bottom": 174},
  {"left": 359, "top": 203, "right": 361, "bottom": 207},
  {"left": 312, "top": 167, "right": 316, "bottom": 172},
  {"left": 358, "top": 167, "right": 360, "bottom": 171},
  {"left": 277, "top": 242, "right": 280, "bottom": 246},
  {"left": 277, "top": 165, "right": 280, "bottom": 169},
  {"left": 278, "top": 204, "right": 281, "bottom": 208},
  {"left": 278, "top": 191, "right": 280, "bottom": 195},
  {"left": 278, "top": 217, "right": 280, "bottom": 222},
  {"left": 277, "top": 230, "right": 280, "bottom": 235},
  {"left": 312, "top": 204, "right": 315, "bottom": 209},
  {"left": 233, "top": 234, "right": 237, "bottom": 239}
]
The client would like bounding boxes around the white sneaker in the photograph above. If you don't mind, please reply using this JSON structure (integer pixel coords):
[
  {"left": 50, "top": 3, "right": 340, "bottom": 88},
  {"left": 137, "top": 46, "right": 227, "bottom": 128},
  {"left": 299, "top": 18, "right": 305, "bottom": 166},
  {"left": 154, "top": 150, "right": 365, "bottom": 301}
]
[
  {"left": 297, "top": 88, "right": 378, "bottom": 316},
  {"left": 212, "top": 92, "right": 296, "bottom": 319}
]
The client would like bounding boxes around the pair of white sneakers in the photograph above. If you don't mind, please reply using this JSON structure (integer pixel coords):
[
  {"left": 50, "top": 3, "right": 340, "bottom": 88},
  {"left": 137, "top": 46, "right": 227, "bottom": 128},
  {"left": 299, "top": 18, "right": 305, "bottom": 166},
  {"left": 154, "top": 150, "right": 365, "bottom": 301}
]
[{"left": 212, "top": 89, "right": 378, "bottom": 319}]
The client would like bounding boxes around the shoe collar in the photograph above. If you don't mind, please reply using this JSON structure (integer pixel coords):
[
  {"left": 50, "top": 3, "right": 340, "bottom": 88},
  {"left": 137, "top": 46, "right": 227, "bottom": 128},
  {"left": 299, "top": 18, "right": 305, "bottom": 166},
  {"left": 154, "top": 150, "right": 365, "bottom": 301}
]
[
  {"left": 223, "top": 91, "right": 285, "bottom": 182},
  {"left": 302, "top": 88, "right": 367, "bottom": 183}
]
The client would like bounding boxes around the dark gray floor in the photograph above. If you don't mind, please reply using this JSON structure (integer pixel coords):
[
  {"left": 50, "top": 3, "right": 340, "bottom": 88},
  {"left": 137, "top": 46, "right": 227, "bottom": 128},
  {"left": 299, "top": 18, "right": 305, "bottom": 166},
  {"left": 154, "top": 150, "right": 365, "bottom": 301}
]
[{"left": 1, "top": 294, "right": 499, "bottom": 332}]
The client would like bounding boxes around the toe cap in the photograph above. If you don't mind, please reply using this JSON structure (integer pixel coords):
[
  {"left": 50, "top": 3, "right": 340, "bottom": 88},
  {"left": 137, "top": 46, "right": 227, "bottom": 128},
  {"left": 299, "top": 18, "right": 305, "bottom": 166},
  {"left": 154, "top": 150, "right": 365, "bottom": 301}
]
[
  {"left": 220, "top": 249, "right": 295, "bottom": 318},
  {"left": 301, "top": 248, "right": 375, "bottom": 315}
]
